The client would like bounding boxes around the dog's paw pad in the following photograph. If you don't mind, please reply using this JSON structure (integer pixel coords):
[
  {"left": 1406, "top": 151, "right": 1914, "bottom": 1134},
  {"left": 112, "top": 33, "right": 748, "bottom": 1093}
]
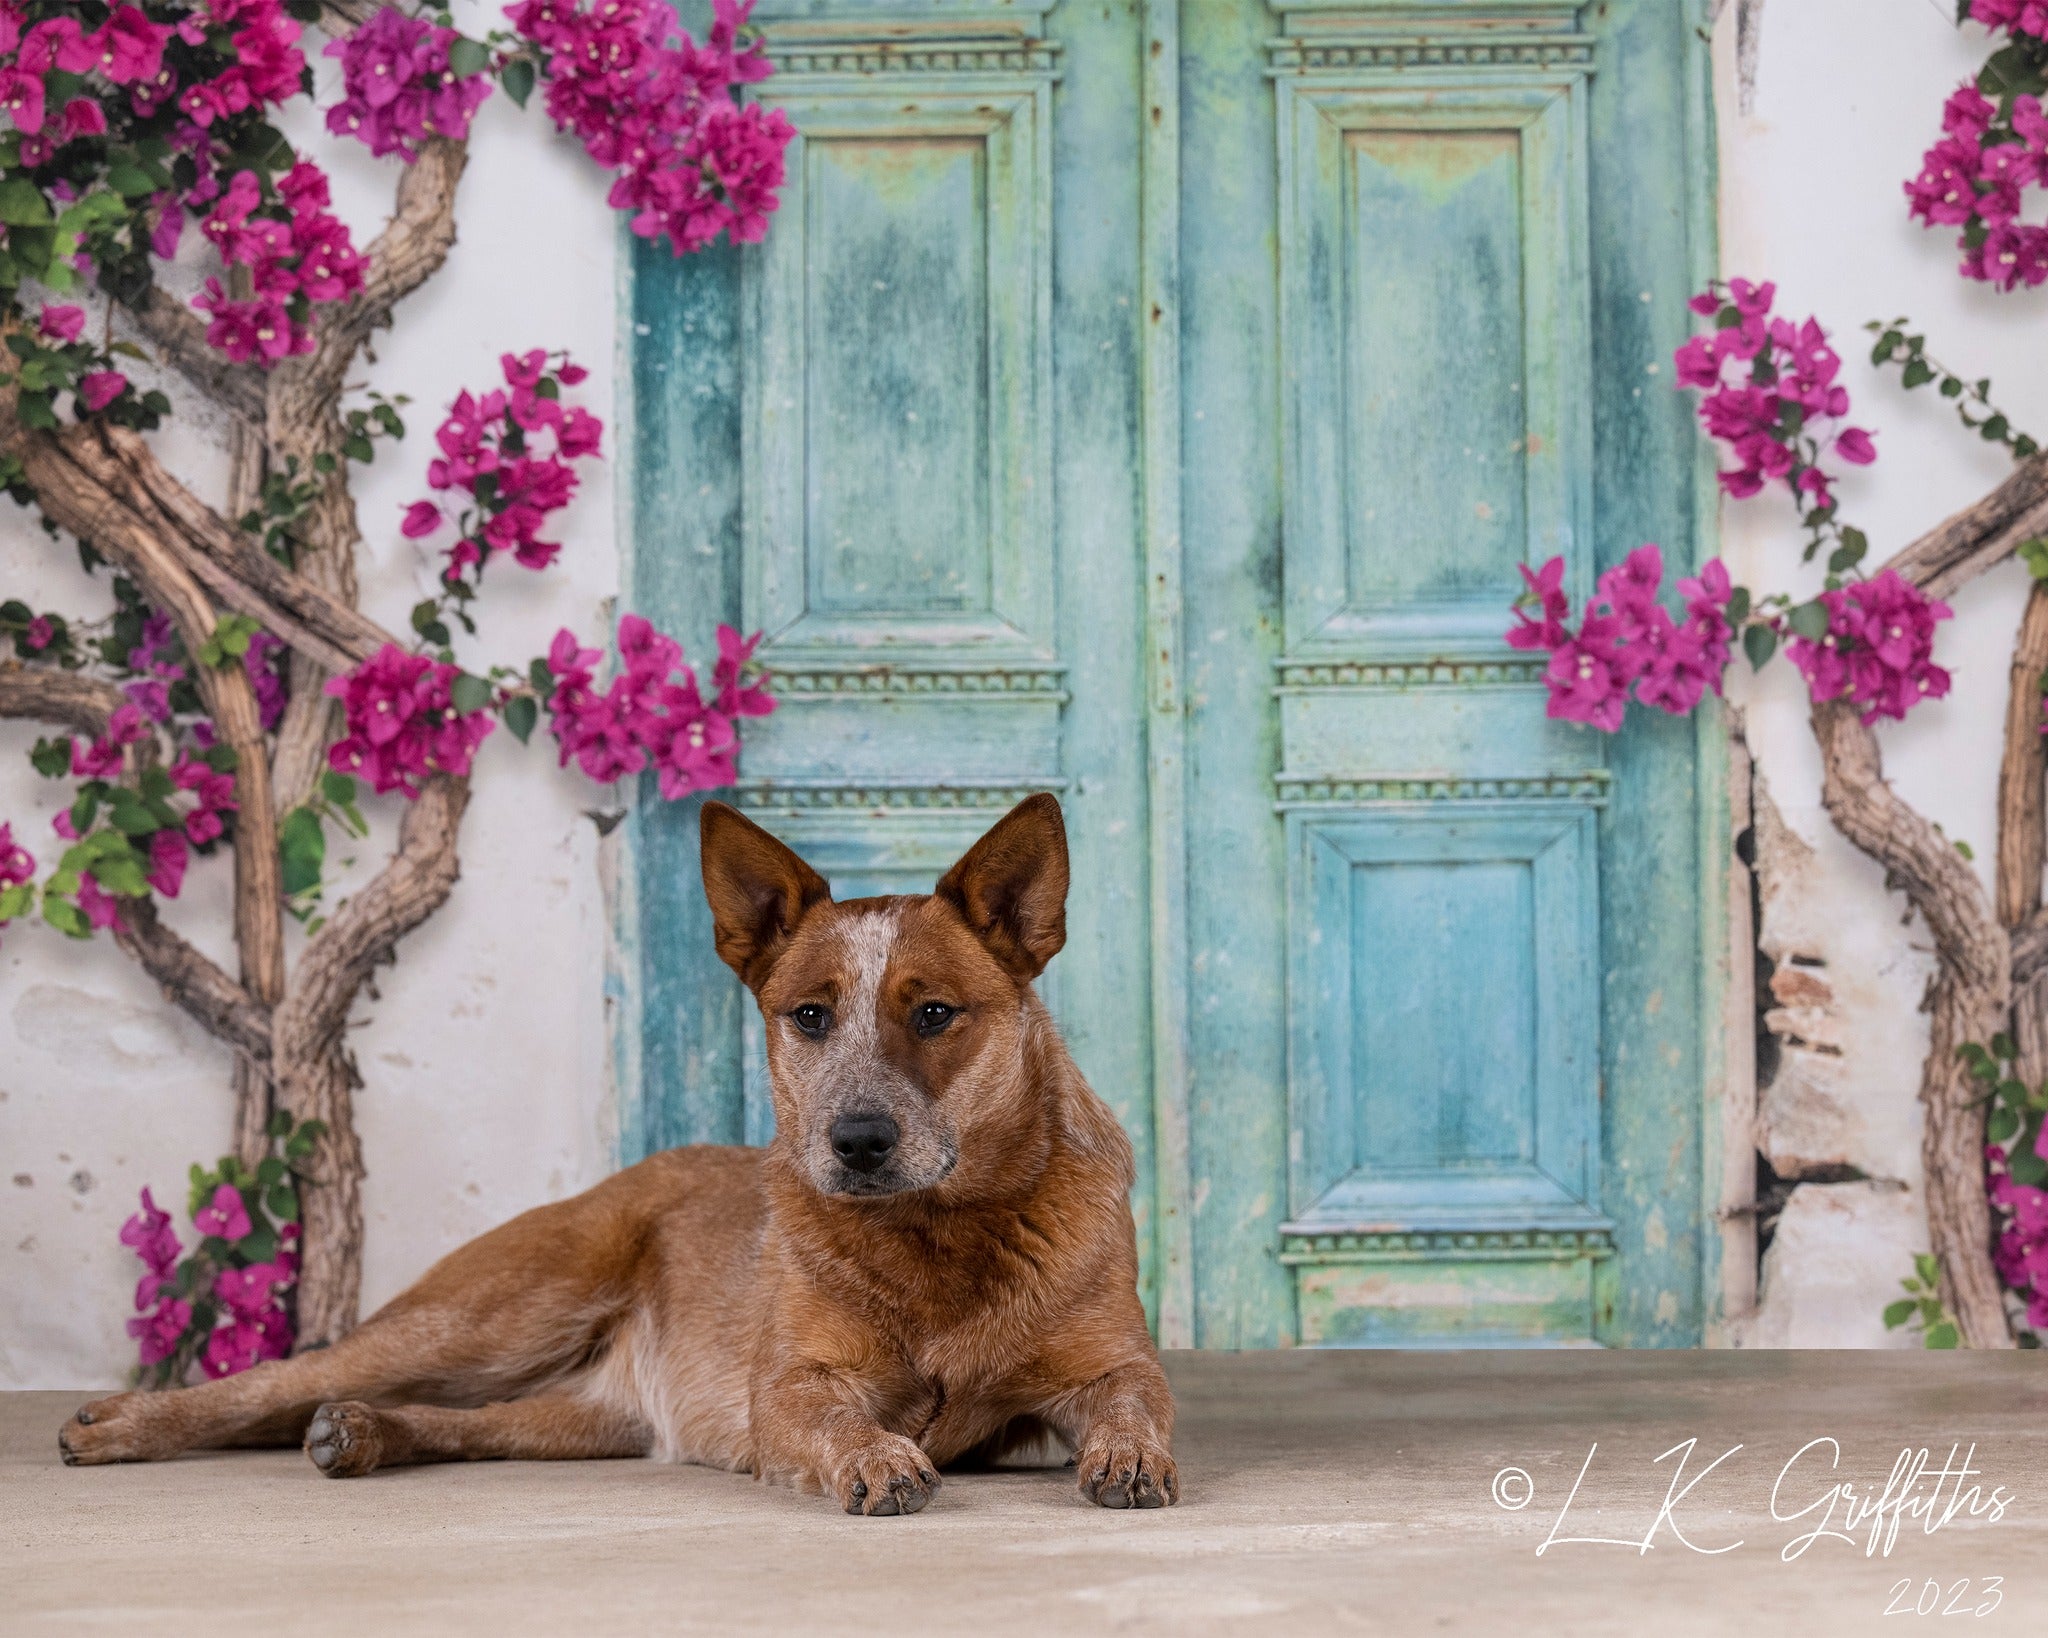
[{"left": 304, "top": 1401, "right": 384, "bottom": 1479}]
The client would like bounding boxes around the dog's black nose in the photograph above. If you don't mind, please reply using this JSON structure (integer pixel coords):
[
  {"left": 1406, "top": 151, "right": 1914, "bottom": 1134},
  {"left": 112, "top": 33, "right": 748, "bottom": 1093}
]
[{"left": 830, "top": 1112, "right": 899, "bottom": 1174}]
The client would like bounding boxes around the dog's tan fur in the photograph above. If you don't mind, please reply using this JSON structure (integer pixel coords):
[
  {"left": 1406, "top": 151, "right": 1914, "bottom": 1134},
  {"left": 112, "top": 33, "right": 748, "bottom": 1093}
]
[{"left": 57, "top": 794, "right": 1178, "bottom": 1513}]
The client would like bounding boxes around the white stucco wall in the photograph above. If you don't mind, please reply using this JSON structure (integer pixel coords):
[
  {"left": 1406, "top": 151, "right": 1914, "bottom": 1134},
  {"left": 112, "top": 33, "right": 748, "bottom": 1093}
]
[
  {"left": 0, "top": 4, "right": 621, "bottom": 1388},
  {"left": 1, "top": 3, "right": 2036, "bottom": 1384},
  {"left": 1713, "top": 0, "right": 2048, "bottom": 1343}
]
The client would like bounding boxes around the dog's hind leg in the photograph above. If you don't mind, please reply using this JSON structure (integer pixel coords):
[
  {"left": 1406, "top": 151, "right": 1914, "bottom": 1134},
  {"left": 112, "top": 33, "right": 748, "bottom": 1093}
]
[
  {"left": 59, "top": 1177, "right": 654, "bottom": 1467},
  {"left": 303, "top": 1389, "right": 651, "bottom": 1478}
]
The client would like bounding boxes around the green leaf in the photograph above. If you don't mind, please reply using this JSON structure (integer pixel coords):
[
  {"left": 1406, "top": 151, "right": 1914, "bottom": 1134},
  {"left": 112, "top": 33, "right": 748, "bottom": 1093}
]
[
  {"left": 501, "top": 56, "right": 537, "bottom": 109},
  {"left": 448, "top": 36, "right": 491, "bottom": 78},
  {"left": 1989, "top": 1107, "right": 2022, "bottom": 1145},
  {"left": 1901, "top": 358, "right": 1936, "bottom": 390},
  {"left": 278, "top": 806, "right": 326, "bottom": 899},
  {"left": 529, "top": 656, "right": 554, "bottom": 696},
  {"left": 1725, "top": 585, "right": 1751, "bottom": 629},
  {"left": 265, "top": 1183, "right": 298, "bottom": 1222},
  {"left": 238, "top": 1220, "right": 278, "bottom": 1266},
  {"left": 1882, "top": 1298, "right": 1916, "bottom": 1329},
  {"left": 105, "top": 163, "right": 159, "bottom": 199},
  {"left": 1940, "top": 376, "right": 1964, "bottom": 399},
  {"left": 0, "top": 177, "right": 51, "bottom": 226},
  {"left": 1787, "top": 601, "right": 1831, "bottom": 641},
  {"left": 450, "top": 673, "right": 494, "bottom": 715},
  {"left": 1743, "top": 623, "right": 1778, "bottom": 670},
  {"left": 0, "top": 882, "right": 33, "bottom": 921},
  {"left": 29, "top": 737, "right": 72, "bottom": 778},
  {"left": 42, "top": 896, "right": 89, "bottom": 938},
  {"left": 2010, "top": 1144, "right": 2048, "bottom": 1187},
  {"left": 1924, "top": 1321, "right": 1960, "bottom": 1350},
  {"left": 1914, "top": 1252, "right": 1941, "bottom": 1287},
  {"left": 1983, "top": 414, "right": 2011, "bottom": 444},
  {"left": 320, "top": 770, "right": 357, "bottom": 807},
  {"left": 1993, "top": 1031, "right": 2018, "bottom": 1061},
  {"left": 267, "top": 1108, "right": 293, "bottom": 1140},
  {"left": 504, "top": 694, "right": 538, "bottom": 744}
]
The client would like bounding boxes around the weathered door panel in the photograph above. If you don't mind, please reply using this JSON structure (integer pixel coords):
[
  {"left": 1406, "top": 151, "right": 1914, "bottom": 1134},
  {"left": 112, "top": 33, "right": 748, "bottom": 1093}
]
[{"left": 1177, "top": 0, "right": 1713, "bottom": 1348}]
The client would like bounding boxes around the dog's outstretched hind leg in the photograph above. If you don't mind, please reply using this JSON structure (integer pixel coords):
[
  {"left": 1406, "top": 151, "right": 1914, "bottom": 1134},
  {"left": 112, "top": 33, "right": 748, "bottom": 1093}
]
[
  {"left": 59, "top": 1181, "right": 647, "bottom": 1467},
  {"left": 303, "top": 1391, "right": 651, "bottom": 1478}
]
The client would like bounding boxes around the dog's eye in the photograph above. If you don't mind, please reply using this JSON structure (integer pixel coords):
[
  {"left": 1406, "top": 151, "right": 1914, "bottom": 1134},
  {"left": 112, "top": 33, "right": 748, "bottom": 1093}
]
[
  {"left": 791, "top": 1004, "right": 832, "bottom": 1039},
  {"left": 913, "top": 1002, "right": 958, "bottom": 1039}
]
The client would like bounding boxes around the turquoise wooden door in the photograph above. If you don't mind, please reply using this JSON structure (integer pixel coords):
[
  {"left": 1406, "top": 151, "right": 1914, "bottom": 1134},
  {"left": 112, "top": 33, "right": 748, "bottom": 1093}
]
[{"left": 625, "top": 0, "right": 1719, "bottom": 1348}]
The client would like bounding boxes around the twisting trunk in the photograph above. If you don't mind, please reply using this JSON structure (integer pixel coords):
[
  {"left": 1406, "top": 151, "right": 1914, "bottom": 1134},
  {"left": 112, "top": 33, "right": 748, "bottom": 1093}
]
[{"left": 1798, "top": 447, "right": 2048, "bottom": 1348}]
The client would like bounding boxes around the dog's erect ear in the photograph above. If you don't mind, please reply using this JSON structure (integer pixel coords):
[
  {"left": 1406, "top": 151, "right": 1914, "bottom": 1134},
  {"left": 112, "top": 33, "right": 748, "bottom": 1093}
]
[
  {"left": 935, "top": 792, "right": 1069, "bottom": 981},
  {"left": 700, "top": 802, "right": 832, "bottom": 989}
]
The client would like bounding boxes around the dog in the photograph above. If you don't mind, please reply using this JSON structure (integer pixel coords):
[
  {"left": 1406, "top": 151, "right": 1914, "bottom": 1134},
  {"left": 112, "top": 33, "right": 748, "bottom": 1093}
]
[{"left": 57, "top": 793, "right": 1179, "bottom": 1513}]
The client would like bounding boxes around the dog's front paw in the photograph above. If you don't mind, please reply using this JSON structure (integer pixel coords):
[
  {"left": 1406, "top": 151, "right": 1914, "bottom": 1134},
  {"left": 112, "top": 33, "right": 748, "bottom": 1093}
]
[
  {"left": 58, "top": 1392, "right": 176, "bottom": 1466},
  {"left": 833, "top": 1433, "right": 940, "bottom": 1517},
  {"left": 1077, "top": 1432, "right": 1178, "bottom": 1509},
  {"left": 304, "top": 1401, "right": 387, "bottom": 1479}
]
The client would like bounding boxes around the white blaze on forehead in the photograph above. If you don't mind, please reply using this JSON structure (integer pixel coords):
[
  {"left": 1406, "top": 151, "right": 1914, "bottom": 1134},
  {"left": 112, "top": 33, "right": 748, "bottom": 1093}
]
[{"left": 831, "top": 907, "right": 902, "bottom": 1058}]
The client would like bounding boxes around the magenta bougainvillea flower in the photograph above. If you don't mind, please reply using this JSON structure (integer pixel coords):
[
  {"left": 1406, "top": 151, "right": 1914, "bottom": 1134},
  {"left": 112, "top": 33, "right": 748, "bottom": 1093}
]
[
  {"left": 406, "top": 350, "right": 603, "bottom": 583},
  {"left": 543, "top": 617, "right": 759, "bottom": 799},
  {"left": 1675, "top": 280, "right": 1877, "bottom": 507},
  {"left": 324, "top": 646, "right": 497, "bottom": 796},
  {"left": 193, "top": 1182, "right": 253, "bottom": 1241},
  {"left": 507, "top": 0, "right": 793, "bottom": 257},
  {"left": 1785, "top": 571, "right": 1954, "bottom": 726},
  {"left": 1510, "top": 546, "right": 1737, "bottom": 732},
  {"left": 1907, "top": 35, "right": 2048, "bottom": 290},
  {"left": 324, "top": 7, "right": 494, "bottom": 161}
]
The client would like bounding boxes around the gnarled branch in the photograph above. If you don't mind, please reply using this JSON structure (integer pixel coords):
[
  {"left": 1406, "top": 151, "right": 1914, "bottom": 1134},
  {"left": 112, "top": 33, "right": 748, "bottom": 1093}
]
[
  {"left": 1810, "top": 701, "right": 2013, "bottom": 1346},
  {"left": 1890, "top": 449, "right": 2048, "bottom": 602},
  {"left": 0, "top": 665, "right": 271, "bottom": 1060},
  {"left": 275, "top": 775, "right": 471, "bottom": 1344}
]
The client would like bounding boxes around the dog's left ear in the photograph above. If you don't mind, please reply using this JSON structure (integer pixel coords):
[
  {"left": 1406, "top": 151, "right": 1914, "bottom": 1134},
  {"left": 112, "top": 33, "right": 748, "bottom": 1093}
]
[{"left": 935, "top": 792, "right": 1068, "bottom": 981}]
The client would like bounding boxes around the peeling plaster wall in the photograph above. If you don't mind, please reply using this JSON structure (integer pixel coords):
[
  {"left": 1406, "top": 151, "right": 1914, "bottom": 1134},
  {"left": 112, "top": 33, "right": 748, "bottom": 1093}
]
[
  {"left": 1714, "top": 0, "right": 2048, "bottom": 1344},
  {"left": 0, "top": 3, "right": 619, "bottom": 1388}
]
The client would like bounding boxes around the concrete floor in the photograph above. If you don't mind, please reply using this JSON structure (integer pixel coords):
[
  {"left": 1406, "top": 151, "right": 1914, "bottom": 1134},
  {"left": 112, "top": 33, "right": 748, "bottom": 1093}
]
[{"left": 3, "top": 1351, "right": 2045, "bottom": 1635}]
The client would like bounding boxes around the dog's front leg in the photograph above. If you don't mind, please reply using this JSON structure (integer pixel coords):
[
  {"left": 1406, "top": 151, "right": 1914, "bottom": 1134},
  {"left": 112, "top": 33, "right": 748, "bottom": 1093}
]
[
  {"left": 751, "top": 1364, "right": 941, "bottom": 1517},
  {"left": 1051, "top": 1356, "right": 1180, "bottom": 1509}
]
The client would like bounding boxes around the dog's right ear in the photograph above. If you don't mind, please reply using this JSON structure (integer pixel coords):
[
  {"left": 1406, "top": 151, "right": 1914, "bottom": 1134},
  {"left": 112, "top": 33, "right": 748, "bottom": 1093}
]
[{"left": 699, "top": 802, "right": 832, "bottom": 989}]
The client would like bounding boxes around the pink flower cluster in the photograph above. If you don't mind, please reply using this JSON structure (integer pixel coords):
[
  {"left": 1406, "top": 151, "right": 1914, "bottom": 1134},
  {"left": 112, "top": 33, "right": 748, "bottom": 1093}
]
[
  {"left": 1972, "top": 0, "right": 2048, "bottom": 40},
  {"left": 120, "top": 1188, "right": 189, "bottom": 1367},
  {"left": 1906, "top": 83, "right": 2048, "bottom": 291},
  {"left": 325, "top": 7, "right": 493, "bottom": 161},
  {"left": 119, "top": 1184, "right": 298, "bottom": 1377},
  {"left": 1989, "top": 1151, "right": 2048, "bottom": 1333},
  {"left": 1785, "top": 571, "right": 1954, "bottom": 726},
  {"left": 69, "top": 700, "right": 148, "bottom": 780},
  {"left": 1509, "top": 547, "right": 1736, "bottom": 732},
  {"left": 202, "top": 1236, "right": 295, "bottom": 1377},
  {"left": 545, "top": 618, "right": 769, "bottom": 798},
  {"left": 1676, "top": 281, "right": 1877, "bottom": 510},
  {"left": 193, "top": 162, "right": 366, "bottom": 365},
  {"left": 0, "top": 821, "right": 32, "bottom": 946},
  {"left": 0, "top": 5, "right": 170, "bottom": 136},
  {"left": 506, "top": 0, "right": 793, "bottom": 256},
  {"left": 326, "top": 645, "right": 496, "bottom": 797},
  {"left": 404, "top": 351, "right": 602, "bottom": 583}
]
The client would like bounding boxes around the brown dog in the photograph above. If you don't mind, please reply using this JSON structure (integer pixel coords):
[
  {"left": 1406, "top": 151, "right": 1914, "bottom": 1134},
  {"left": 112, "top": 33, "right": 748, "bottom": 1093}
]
[{"left": 57, "top": 793, "right": 1179, "bottom": 1513}]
